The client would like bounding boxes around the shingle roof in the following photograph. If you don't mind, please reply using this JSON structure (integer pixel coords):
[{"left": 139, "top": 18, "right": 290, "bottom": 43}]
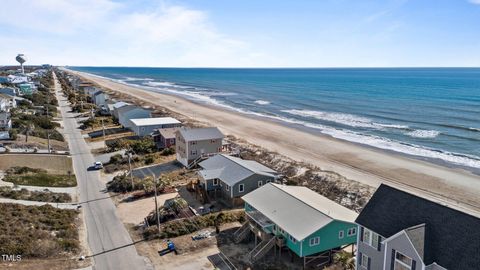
[
  {"left": 242, "top": 183, "right": 357, "bottom": 241},
  {"left": 178, "top": 127, "right": 224, "bottom": 141},
  {"left": 355, "top": 184, "right": 480, "bottom": 270},
  {"left": 198, "top": 154, "right": 277, "bottom": 186}
]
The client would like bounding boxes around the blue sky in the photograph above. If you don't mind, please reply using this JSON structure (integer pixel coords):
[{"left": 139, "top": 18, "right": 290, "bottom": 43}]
[{"left": 0, "top": 0, "right": 479, "bottom": 67}]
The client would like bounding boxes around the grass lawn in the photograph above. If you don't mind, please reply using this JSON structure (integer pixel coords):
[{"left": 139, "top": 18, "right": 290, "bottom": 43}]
[
  {"left": 0, "top": 203, "right": 79, "bottom": 258},
  {"left": 5, "top": 173, "right": 77, "bottom": 187}
]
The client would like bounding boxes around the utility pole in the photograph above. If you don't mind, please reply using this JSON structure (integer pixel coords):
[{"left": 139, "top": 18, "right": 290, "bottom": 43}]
[
  {"left": 152, "top": 173, "right": 161, "bottom": 236},
  {"left": 128, "top": 152, "right": 134, "bottom": 190},
  {"left": 101, "top": 118, "right": 106, "bottom": 138},
  {"left": 47, "top": 132, "right": 51, "bottom": 153}
]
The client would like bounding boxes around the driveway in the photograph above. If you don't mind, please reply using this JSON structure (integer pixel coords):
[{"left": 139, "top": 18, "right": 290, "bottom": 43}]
[{"left": 130, "top": 161, "right": 181, "bottom": 179}]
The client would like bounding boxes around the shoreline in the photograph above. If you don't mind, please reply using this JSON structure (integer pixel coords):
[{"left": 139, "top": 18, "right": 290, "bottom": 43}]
[{"left": 65, "top": 68, "right": 480, "bottom": 213}]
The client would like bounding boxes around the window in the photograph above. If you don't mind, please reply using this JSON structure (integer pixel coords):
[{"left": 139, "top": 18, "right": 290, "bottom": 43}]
[
  {"left": 347, "top": 227, "right": 356, "bottom": 236},
  {"left": 362, "top": 229, "right": 371, "bottom": 244},
  {"left": 360, "top": 254, "right": 369, "bottom": 269},
  {"left": 190, "top": 141, "right": 197, "bottom": 145},
  {"left": 210, "top": 139, "right": 216, "bottom": 143},
  {"left": 278, "top": 227, "right": 285, "bottom": 234},
  {"left": 239, "top": 184, "right": 244, "bottom": 193},
  {"left": 362, "top": 228, "right": 380, "bottom": 249},
  {"left": 288, "top": 234, "right": 297, "bottom": 244},
  {"left": 213, "top": 179, "right": 219, "bottom": 186},
  {"left": 226, "top": 185, "right": 230, "bottom": 191},
  {"left": 394, "top": 251, "right": 413, "bottom": 270},
  {"left": 258, "top": 181, "right": 263, "bottom": 187},
  {"left": 309, "top": 236, "right": 320, "bottom": 246},
  {"left": 339, "top": 230, "right": 344, "bottom": 239},
  {"left": 191, "top": 150, "right": 197, "bottom": 155}
]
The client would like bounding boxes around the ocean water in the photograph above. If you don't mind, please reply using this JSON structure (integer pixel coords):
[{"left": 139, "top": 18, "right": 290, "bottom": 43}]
[{"left": 70, "top": 67, "right": 480, "bottom": 171}]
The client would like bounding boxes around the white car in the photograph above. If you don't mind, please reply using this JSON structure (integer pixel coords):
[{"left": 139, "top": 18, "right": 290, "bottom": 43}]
[{"left": 93, "top": 161, "right": 103, "bottom": 169}]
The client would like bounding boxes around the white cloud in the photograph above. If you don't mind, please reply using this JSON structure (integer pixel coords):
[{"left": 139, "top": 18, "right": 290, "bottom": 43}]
[
  {"left": 0, "top": 0, "right": 264, "bottom": 67},
  {"left": 469, "top": 0, "right": 480, "bottom": 4}
]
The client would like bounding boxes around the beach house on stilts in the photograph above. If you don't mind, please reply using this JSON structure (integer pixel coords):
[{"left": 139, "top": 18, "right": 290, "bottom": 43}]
[{"left": 237, "top": 183, "right": 358, "bottom": 268}]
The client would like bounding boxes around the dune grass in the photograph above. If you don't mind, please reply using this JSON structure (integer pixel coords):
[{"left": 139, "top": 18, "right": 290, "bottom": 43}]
[
  {"left": 0, "top": 203, "right": 79, "bottom": 258},
  {"left": 5, "top": 173, "right": 76, "bottom": 187}
]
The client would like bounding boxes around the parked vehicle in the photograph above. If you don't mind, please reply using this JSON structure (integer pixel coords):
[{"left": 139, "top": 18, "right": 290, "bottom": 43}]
[{"left": 93, "top": 161, "right": 103, "bottom": 169}]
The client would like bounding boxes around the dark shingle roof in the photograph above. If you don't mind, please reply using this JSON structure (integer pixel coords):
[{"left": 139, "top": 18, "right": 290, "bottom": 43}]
[{"left": 355, "top": 184, "right": 480, "bottom": 270}]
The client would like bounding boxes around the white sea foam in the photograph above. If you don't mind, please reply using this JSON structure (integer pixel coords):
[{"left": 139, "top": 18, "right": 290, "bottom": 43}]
[
  {"left": 254, "top": 100, "right": 271, "bottom": 105},
  {"left": 469, "top": 127, "right": 480, "bottom": 132},
  {"left": 406, "top": 130, "right": 440, "bottom": 138},
  {"left": 143, "top": 81, "right": 177, "bottom": 87},
  {"left": 122, "top": 77, "right": 154, "bottom": 81},
  {"left": 282, "top": 109, "right": 409, "bottom": 130}
]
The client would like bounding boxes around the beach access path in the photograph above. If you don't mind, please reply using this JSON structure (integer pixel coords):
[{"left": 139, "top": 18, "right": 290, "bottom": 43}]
[
  {"left": 53, "top": 72, "right": 152, "bottom": 270},
  {"left": 67, "top": 69, "right": 480, "bottom": 215}
]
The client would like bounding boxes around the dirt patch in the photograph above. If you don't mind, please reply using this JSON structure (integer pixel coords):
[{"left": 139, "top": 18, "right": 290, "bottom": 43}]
[
  {"left": 0, "top": 154, "right": 73, "bottom": 174},
  {"left": 117, "top": 192, "right": 179, "bottom": 225}
]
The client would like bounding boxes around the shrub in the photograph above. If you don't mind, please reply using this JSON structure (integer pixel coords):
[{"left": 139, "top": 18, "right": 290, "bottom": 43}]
[
  {"left": 144, "top": 155, "right": 155, "bottom": 165},
  {"left": 161, "top": 147, "right": 175, "bottom": 156},
  {"left": 143, "top": 211, "right": 245, "bottom": 240}
]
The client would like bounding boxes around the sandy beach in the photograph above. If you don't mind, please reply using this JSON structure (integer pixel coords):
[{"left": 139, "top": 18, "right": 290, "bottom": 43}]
[{"left": 66, "top": 69, "right": 480, "bottom": 214}]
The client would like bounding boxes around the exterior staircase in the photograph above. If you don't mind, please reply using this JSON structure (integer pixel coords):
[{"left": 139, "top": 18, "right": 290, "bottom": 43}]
[
  {"left": 248, "top": 235, "right": 276, "bottom": 263},
  {"left": 233, "top": 222, "right": 250, "bottom": 243}
]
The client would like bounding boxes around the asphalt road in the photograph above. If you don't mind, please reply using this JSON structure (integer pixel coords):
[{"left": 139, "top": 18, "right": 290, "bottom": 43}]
[{"left": 54, "top": 73, "right": 150, "bottom": 270}]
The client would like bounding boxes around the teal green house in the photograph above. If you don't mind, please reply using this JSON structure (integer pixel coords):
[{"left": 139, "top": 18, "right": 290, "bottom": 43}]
[
  {"left": 18, "top": 83, "right": 34, "bottom": 95},
  {"left": 237, "top": 183, "right": 358, "bottom": 267}
]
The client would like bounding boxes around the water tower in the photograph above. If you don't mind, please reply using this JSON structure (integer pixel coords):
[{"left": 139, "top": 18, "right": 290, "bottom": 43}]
[{"left": 16, "top": 54, "right": 26, "bottom": 74}]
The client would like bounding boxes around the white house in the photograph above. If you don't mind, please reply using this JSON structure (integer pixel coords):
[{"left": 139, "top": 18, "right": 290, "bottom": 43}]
[
  {"left": 0, "top": 94, "right": 16, "bottom": 111},
  {"left": 130, "top": 117, "right": 182, "bottom": 137},
  {"left": 116, "top": 105, "right": 151, "bottom": 129},
  {"left": 0, "top": 111, "right": 11, "bottom": 130}
]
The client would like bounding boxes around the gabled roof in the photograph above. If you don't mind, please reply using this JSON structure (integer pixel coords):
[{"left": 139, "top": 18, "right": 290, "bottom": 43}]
[
  {"left": 242, "top": 183, "right": 357, "bottom": 241},
  {"left": 157, "top": 127, "right": 180, "bottom": 139},
  {"left": 116, "top": 104, "right": 150, "bottom": 114},
  {"left": 356, "top": 184, "right": 480, "bottom": 270},
  {"left": 130, "top": 117, "right": 181, "bottom": 127},
  {"left": 177, "top": 127, "right": 224, "bottom": 141},
  {"left": 198, "top": 154, "right": 277, "bottom": 186},
  {"left": 112, "top": 101, "right": 129, "bottom": 109}
]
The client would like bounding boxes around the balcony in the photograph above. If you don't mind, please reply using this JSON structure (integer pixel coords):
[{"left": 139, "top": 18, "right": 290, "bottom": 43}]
[{"left": 246, "top": 209, "right": 275, "bottom": 234}]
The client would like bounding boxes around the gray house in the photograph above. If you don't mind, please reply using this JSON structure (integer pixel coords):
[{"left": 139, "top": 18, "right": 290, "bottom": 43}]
[
  {"left": 355, "top": 184, "right": 480, "bottom": 270},
  {"left": 198, "top": 154, "right": 278, "bottom": 206},
  {"left": 111, "top": 101, "right": 130, "bottom": 119},
  {"left": 92, "top": 91, "right": 108, "bottom": 106},
  {"left": 116, "top": 105, "right": 151, "bottom": 130},
  {"left": 175, "top": 127, "right": 224, "bottom": 167}
]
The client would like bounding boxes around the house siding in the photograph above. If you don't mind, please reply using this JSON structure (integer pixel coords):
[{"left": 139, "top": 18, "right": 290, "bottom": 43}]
[
  {"left": 176, "top": 134, "right": 222, "bottom": 167},
  {"left": 356, "top": 225, "right": 385, "bottom": 270},
  {"left": 118, "top": 109, "right": 151, "bottom": 129},
  {"left": 230, "top": 174, "right": 274, "bottom": 198},
  {"left": 302, "top": 220, "right": 357, "bottom": 257},
  {"left": 134, "top": 123, "right": 182, "bottom": 137},
  {"left": 384, "top": 231, "right": 424, "bottom": 270}
]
